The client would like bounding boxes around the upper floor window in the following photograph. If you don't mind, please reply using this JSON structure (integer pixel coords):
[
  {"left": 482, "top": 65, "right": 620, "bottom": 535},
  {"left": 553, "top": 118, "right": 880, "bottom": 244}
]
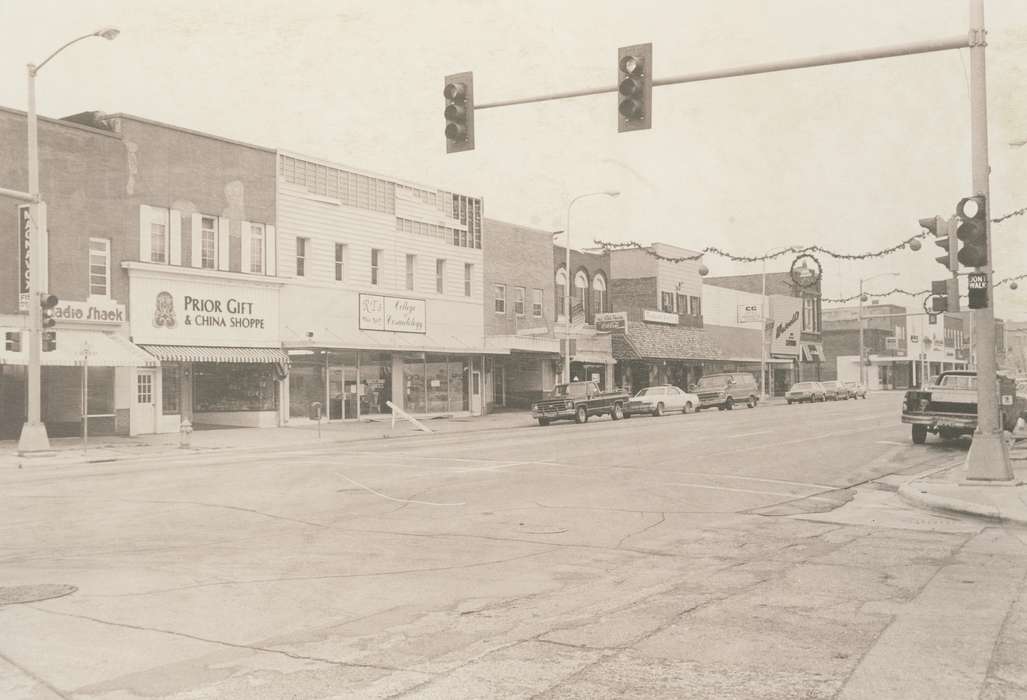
[
  {"left": 690, "top": 296, "right": 701, "bottom": 317},
  {"left": 532, "top": 288, "right": 543, "bottom": 317},
  {"left": 150, "top": 221, "right": 167, "bottom": 264},
  {"left": 514, "top": 287, "right": 525, "bottom": 316},
  {"left": 661, "top": 291, "right": 675, "bottom": 313},
  {"left": 250, "top": 224, "right": 265, "bottom": 274},
  {"left": 371, "top": 248, "right": 383, "bottom": 286},
  {"left": 555, "top": 268, "right": 568, "bottom": 317},
  {"left": 406, "top": 254, "right": 416, "bottom": 291},
  {"left": 574, "top": 271, "right": 588, "bottom": 314},
  {"left": 335, "top": 243, "right": 346, "bottom": 281},
  {"left": 593, "top": 275, "right": 607, "bottom": 315},
  {"left": 88, "top": 238, "right": 110, "bottom": 297},
  {"left": 802, "top": 296, "right": 819, "bottom": 333},
  {"left": 200, "top": 216, "right": 217, "bottom": 269},
  {"left": 464, "top": 263, "right": 473, "bottom": 297},
  {"left": 295, "top": 237, "right": 307, "bottom": 277},
  {"left": 494, "top": 284, "right": 506, "bottom": 314},
  {"left": 436, "top": 259, "right": 446, "bottom": 294}
]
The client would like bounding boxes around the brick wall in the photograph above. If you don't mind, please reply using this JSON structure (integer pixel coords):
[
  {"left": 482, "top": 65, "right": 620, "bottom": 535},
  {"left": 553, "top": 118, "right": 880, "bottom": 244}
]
[
  {"left": 553, "top": 245, "right": 610, "bottom": 320},
  {"left": 484, "top": 219, "right": 556, "bottom": 335},
  {"left": 610, "top": 277, "right": 656, "bottom": 321}
]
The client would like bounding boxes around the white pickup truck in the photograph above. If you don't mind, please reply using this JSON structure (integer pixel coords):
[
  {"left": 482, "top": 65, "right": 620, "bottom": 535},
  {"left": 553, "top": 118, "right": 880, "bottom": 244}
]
[{"left": 901, "top": 370, "right": 1024, "bottom": 444}]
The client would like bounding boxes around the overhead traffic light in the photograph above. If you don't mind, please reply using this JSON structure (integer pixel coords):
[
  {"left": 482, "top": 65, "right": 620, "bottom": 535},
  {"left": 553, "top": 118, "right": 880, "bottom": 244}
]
[
  {"left": 40, "top": 293, "right": 58, "bottom": 329},
  {"left": 956, "top": 195, "right": 988, "bottom": 268},
  {"left": 444, "top": 72, "right": 474, "bottom": 153},
  {"left": 920, "top": 215, "right": 957, "bottom": 273},
  {"left": 617, "top": 43, "right": 652, "bottom": 132},
  {"left": 42, "top": 330, "right": 56, "bottom": 352},
  {"left": 4, "top": 331, "right": 21, "bottom": 352}
]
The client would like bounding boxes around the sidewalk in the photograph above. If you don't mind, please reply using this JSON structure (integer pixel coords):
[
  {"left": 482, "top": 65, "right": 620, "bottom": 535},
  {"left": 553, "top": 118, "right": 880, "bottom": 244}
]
[
  {"left": 899, "top": 436, "right": 1027, "bottom": 525},
  {"left": 0, "top": 410, "right": 535, "bottom": 470}
]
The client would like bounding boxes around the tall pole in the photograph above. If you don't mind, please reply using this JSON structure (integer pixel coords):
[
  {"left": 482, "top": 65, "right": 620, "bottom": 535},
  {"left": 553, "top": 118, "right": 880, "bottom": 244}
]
[
  {"left": 858, "top": 279, "right": 865, "bottom": 387},
  {"left": 760, "top": 258, "right": 767, "bottom": 400},
  {"left": 965, "top": 0, "right": 1014, "bottom": 481},
  {"left": 18, "top": 64, "right": 49, "bottom": 454}
]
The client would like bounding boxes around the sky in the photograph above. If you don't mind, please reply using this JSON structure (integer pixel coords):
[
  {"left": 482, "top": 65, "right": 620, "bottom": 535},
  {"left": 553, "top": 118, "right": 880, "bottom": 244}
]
[{"left": 2, "top": 0, "right": 1026, "bottom": 319}]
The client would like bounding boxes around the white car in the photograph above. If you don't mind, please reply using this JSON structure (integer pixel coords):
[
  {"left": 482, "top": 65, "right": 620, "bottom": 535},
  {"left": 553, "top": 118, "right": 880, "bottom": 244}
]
[{"left": 624, "top": 385, "right": 699, "bottom": 417}]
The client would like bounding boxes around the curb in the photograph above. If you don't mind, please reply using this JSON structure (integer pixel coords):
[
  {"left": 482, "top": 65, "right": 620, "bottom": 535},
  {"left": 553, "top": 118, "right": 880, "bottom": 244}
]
[{"left": 897, "top": 481, "right": 1027, "bottom": 526}]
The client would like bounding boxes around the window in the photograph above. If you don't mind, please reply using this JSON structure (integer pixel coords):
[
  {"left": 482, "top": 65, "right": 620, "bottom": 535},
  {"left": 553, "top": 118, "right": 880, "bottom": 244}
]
[
  {"left": 514, "top": 287, "right": 525, "bottom": 316},
  {"left": 88, "top": 238, "right": 110, "bottom": 297},
  {"left": 532, "top": 288, "right": 543, "bottom": 317},
  {"left": 193, "top": 364, "right": 278, "bottom": 411},
  {"left": 162, "top": 366, "right": 180, "bottom": 414},
  {"left": 137, "top": 374, "right": 153, "bottom": 404},
  {"left": 295, "top": 237, "right": 307, "bottom": 277},
  {"left": 200, "top": 216, "right": 217, "bottom": 269},
  {"left": 690, "top": 296, "right": 702, "bottom": 317},
  {"left": 494, "top": 284, "right": 506, "bottom": 313},
  {"left": 406, "top": 254, "right": 416, "bottom": 291},
  {"left": 371, "top": 248, "right": 383, "bottom": 286},
  {"left": 464, "top": 263, "right": 473, "bottom": 297},
  {"left": 250, "top": 224, "right": 265, "bottom": 273},
  {"left": 436, "top": 259, "right": 446, "bottom": 294},
  {"left": 802, "top": 296, "right": 819, "bottom": 332},
  {"left": 335, "top": 243, "right": 346, "bottom": 281},
  {"left": 661, "top": 291, "right": 675, "bottom": 313},
  {"left": 279, "top": 155, "right": 396, "bottom": 215},
  {"left": 150, "top": 221, "right": 167, "bottom": 263},
  {"left": 555, "top": 268, "right": 567, "bottom": 317},
  {"left": 593, "top": 276, "right": 607, "bottom": 315},
  {"left": 574, "top": 271, "right": 588, "bottom": 316},
  {"left": 676, "top": 293, "right": 687, "bottom": 315}
]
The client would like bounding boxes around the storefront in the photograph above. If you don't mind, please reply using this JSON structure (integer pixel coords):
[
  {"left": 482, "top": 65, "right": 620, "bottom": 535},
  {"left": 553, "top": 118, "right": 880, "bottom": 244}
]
[{"left": 126, "top": 263, "right": 286, "bottom": 432}]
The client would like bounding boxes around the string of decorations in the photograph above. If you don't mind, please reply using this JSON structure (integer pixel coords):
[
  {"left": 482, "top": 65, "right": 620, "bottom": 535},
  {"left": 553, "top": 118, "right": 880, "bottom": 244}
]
[
  {"left": 992, "top": 206, "right": 1027, "bottom": 224},
  {"left": 592, "top": 234, "right": 928, "bottom": 264},
  {"left": 822, "top": 273, "right": 1025, "bottom": 304}
]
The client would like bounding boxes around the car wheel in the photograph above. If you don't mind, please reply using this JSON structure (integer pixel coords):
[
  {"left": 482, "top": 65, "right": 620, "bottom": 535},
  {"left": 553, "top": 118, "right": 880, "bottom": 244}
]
[
  {"left": 725, "top": 397, "right": 734, "bottom": 411},
  {"left": 683, "top": 402, "right": 695, "bottom": 414},
  {"left": 747, "top": 395, "right": 757, "bottom": 409},
  {"left": 787, "top": 400, "right": 793, "bottom": 405},
  {"left": 611, "top": 403, "right": 624, "bottom": 421},
  {"left": 537, "top": 418, "right": 549, "bottom": 426},
  {"left": 653, "top": 402, "right": 664, "bottom": 417},
  {"left": 575, "top": 406, "right": 588, "bottom": 424},
  {"left": 912, "top": 424, "right": 928, "bottom": 444}
]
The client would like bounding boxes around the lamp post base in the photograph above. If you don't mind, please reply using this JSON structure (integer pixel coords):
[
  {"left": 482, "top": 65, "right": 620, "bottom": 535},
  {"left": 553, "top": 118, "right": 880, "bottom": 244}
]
[
  {"left": 17, "top": 421, "right": 52, "bottom": 455},
  {"left": 964, "top": 429, "right": 1015, "bottom": 483}
]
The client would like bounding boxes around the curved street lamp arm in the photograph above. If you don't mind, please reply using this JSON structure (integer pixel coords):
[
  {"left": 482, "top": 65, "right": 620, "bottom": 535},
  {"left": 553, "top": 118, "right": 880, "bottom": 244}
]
[{"left": 32, "top": 33, "right": 99, "bottom": 75}]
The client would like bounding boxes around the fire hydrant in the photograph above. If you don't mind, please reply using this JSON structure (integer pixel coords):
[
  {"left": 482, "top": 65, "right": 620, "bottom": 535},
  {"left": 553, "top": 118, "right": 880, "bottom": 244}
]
[{"left": 179, "top": 418, "right": 193, "bottom": 449}]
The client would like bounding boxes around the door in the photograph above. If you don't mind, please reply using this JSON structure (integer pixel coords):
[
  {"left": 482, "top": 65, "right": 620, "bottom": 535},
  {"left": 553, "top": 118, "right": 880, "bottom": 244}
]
[
  {"left": 134, "top": 370, "right": 157, "bottom": 434},
  {"left": 470, "top": 370, "right": 482, "bottom": 415}
]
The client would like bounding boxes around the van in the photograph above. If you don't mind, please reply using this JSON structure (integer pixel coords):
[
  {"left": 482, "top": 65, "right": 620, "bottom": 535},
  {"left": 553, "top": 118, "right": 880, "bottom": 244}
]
[{"left": 691, "top": 372, "right": 759, "bottom": 411}]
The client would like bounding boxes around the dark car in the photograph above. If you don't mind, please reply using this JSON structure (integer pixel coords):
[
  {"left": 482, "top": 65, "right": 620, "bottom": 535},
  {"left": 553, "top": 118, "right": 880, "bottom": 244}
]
[
  {"left": 821, "top": 380, "right": 850, "bottom": 401},
  {"left": 531, "top": 381, "right": 630, "bottom": 425}
]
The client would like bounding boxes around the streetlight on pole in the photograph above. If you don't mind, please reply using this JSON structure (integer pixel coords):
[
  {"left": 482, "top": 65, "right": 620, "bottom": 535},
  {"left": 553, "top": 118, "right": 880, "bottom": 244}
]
[
  {"left": 857, "top": 272, "right": 900, "bottom": 388},
  {"left": 759, "top": 245, "right": 798, "bottom": 401},
  {"left": 18, "top": 26, "right": 119, "bottom": 454},
  {"left": 563, "top": 190, "right": 619, "bottom": 383}
]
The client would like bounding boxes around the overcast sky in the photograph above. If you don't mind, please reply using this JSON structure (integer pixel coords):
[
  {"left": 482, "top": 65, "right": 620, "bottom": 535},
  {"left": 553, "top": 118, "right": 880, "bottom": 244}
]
[{"left": 2, "top": 0, "right": 1026, "bottom": 318}]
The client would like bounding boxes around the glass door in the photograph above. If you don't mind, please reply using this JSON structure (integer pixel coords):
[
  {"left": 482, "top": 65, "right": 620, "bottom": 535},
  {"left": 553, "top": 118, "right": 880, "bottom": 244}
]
[{"left": 328, "top": 367, "right": 345, "bottom": 420}]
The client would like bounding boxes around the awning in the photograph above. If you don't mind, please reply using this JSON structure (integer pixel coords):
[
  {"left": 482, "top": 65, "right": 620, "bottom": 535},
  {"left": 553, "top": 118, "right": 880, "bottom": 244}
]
[
  {"left": 800, "top": 342, "right": 825, "bottom": 362},
  {"left": 0, "top": 329, "right": 158, "bottom": 367},
  {"left": 138, "top": 345, "right": 291, "bottom": 364}
]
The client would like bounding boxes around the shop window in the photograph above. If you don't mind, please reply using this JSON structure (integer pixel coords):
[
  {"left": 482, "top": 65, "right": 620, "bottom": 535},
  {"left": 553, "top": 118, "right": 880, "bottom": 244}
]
[
  {"left": 200, "top": 216, "right": 217, "bottom": 269},
  {"left": 295, "top": 237, "right": 307, "bottom": 277},
  {"left": 371, "top": 248, "right": 383, "bottom": 286},
  {"left": 593, "top": 275, "right": 607, "bottom": 315},
  {"left": 494, "top": 284, "right": 506, "bottom": 314},
  {"left": 464, "top": 263, "right": 473, "bottom": 297},
  {"left": 194, "top": 364, "right": 278, "bottom": 412},
  {"left": 335, "top": 243, "right": 346, "bottom": 281},
  {"left": 406, "top": 254, "right": 416, "bottom": 291},
  {"left": 88, "top": 238, "right": 110, "bottom": 297},
  {"left": 661, "top": 291, "right": 675, "bottom": 313},
  {"left": 137, "top": 374, "right": 153, "bottom": 404},
  {"left": 690, "top": 296, "right": 701, "bottom": 317},
  {"left": 250, "top": 224, "right": 265, "bottom": 274},
  {"left": 436, "top": 259, "right": 446, "bottom": 294},
  {"left": 162, "top": 366, "right": 180, "bottom": 414},
  {"left": 514, "top": 287, "right": 525, "bottom": 316},
  {"left": 533, "top": 288, "right": 543, "bottom": 317}
]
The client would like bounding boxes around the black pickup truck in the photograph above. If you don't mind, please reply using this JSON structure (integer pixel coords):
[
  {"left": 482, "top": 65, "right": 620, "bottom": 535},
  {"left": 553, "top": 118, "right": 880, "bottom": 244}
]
[
  {"left": 531, "top": 381, "right": 630, "bottom": 426},
  {"left": 901, "top": 370, "right": 1025, "bottom": 444}
]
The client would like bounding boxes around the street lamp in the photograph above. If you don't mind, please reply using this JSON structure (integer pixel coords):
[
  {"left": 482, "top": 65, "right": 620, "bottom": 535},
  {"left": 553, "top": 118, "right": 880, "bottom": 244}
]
[
  {"left": 759, "top": 245, "right": 798, "bottom": 401},
  {"left": 857, "top": 272, "right": 900, "bottom": 389},
  {"left": 563, "top": 190, "right": 619, "bottom": 383},
  {"left": 18, "top": 26, "right": 119, "bottom": 454}
]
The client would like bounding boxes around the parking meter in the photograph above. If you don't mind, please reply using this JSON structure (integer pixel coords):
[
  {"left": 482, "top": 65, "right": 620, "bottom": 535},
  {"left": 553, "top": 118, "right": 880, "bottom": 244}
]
[{"left": 310, "top": 401, "right": 322, "bottom": 438}]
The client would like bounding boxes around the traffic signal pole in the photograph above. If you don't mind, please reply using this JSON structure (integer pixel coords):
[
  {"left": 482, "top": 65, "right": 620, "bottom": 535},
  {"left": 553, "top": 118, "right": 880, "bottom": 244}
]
[{"left": 964, "top": 0, "right": 1014, "bottom": 482}]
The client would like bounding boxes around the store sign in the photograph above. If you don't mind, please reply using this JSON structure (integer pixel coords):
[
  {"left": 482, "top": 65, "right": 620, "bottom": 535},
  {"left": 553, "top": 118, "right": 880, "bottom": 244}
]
[
  {"left": 359, "top": 294, "right": 426, "bottom": 334},
  {"left": 51, "top": 299, "right": 126, "bottom": 325},
  {"left": 594, "top": 311, "right": 627, "bottom": 332},
  {"left": 129, "top": 274, "right": 279, "bottom": 346},
  {"left": 16, "top": 204, "right": 47, "bottom": 312},
  {"left": 737, "top": 304, "right": 762, "bottom": 324},
  {"left": 769, "top": 295, "right": 801, "bottom": 356},
  {"left": 885, "top": 336, "right": 898, "bottom": 350},
  {"left": 643, "top": 309, "right": 678, "bottom": 325}
]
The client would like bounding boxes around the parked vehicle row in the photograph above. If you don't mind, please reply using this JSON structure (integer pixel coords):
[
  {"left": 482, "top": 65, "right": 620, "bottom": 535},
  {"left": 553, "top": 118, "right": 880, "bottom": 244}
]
[{"left": 785, "top": 380, "right": 867, "bottom": 404}]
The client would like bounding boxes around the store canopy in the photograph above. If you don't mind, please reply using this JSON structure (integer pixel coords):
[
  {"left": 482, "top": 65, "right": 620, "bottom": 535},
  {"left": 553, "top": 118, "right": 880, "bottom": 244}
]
[
  {"left": 613, "top": 322, "right": 791, "bottom": 364},
  {"left": 0, "top": 329, "right": 158, "bottom": 367},
  {"left": 138, "top": 345, "right": 291, "bottom": 364}
]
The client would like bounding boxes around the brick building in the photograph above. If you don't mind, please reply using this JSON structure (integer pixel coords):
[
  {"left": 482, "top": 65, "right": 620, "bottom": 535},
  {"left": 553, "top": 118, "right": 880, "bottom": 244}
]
[{"left": 552, "top": 243, "right": 615, "bottom": 388}]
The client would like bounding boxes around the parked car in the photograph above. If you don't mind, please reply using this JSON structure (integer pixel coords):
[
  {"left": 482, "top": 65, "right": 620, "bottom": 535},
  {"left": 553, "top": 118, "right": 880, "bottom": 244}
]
[
  {"left": 902, "top": 370, "right": 1024, "bottom": 443},
  {"left": 691, "top": 373, "right": 759, "bottom": 411},
  {"left": 785, "top": 381, "right": 826, "bottom": 404},
  {"left": 843, "top": 381, "right": 868, "bottom": 399},
  {"left": 624, "top": 385, "right": 699, "bottom": 417},
  {"left": 821, "top": 380, "right": 850, "bottom": 401},
  {"left": 531, "top": 381, "right": 630, "bottom": 426}
]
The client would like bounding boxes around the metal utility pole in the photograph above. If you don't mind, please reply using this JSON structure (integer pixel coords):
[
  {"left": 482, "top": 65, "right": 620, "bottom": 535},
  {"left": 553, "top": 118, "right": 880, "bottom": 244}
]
[
  {"left": 857, "top": 272, "right": 899, "bottom": 387},
  {"left": 965, "top": 0, "right": 1013, "bottom": 481}
]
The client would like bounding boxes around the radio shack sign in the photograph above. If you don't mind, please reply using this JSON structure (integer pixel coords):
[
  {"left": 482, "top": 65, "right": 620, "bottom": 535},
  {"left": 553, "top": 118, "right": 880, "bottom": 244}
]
[
  {"left": 51, "top": 299, "right": 126, "bottom": 325},
  {"left": 359, "top": 294, "right": 426, "bottom": 334}
]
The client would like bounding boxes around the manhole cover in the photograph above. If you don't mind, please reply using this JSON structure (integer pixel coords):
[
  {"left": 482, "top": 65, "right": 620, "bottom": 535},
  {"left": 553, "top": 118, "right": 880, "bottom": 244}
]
[{"left": 0, "top": 584, "right": 77, "bottom": 606}]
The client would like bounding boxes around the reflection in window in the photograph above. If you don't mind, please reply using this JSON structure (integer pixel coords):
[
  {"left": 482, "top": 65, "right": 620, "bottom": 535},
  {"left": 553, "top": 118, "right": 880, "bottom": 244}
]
[{"left": 194, "top": 364, "right": 278, "bottom": 412}]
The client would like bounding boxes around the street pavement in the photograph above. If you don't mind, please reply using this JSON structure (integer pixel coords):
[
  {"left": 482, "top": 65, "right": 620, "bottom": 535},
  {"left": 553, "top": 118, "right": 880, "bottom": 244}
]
[{"left": 2, "top": 393, "right": 1027, "bottom": 699}]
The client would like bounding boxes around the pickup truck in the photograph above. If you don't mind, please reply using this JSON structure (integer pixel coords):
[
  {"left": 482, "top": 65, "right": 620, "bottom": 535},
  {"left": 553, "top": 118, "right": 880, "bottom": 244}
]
[
  {"left": 531, "top": 381, "right": 630, "bottom": 426},
  {"left": 901, "top": 370, "right": 1025, "bottom": 444}
]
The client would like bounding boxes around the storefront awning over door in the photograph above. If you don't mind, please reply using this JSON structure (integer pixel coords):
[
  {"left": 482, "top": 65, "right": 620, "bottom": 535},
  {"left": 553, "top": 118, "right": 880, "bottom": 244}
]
[
  {"left": 0, "top": 329, "right": 159, "bottom": 367},
  {"left": 138, "top": 345, "right": 291, "bottom": 364},
  {"left": 800, "top": 342, "right": 826, "bottom": 362}
]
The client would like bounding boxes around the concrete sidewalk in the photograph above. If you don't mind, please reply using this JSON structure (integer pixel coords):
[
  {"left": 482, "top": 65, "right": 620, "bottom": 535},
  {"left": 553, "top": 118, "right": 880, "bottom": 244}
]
[{"left": 899, "top": 437, "right": 1027, "bottom": 525}]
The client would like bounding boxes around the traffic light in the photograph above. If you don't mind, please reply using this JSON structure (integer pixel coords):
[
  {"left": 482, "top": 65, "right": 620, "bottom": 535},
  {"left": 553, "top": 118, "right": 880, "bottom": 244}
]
[
  {"left": 617, "top": 43, "right": 652, "bottom": 132},
  {"left": 42, "top": 330, "right": 56, "bottom": 352},
  {"left": 444, "top": 72, "right": 474, "bottom": 153},
  {"left": 920, "top": 215, "right": 957, "bottom": 272},
  {"left": 4, "top": 331, "right": 21, "bottom": 352},
  {"left": 956, "top": 195, "right": 988, "bottom": 268},
  {"left": 40, "top": 293, "right": 58, "bottom": 329},
  {"left": 930, "top": 278, "right": 959, "bottom": 313}
]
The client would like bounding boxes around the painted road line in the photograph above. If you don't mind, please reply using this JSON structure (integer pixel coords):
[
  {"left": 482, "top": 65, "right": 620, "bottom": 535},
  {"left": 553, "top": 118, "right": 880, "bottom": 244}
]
[
  {"left": 726, "top": 430, "right": 773, "bottom": 439},
  {"left": 876, "top": 440, "right": 908, "bottom": 446}
]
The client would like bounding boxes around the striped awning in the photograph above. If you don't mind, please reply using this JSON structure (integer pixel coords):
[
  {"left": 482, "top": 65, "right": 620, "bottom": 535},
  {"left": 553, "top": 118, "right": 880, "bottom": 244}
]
[
  {"left": 138, "top": 345, "right": 291, "bottom": 364},
  {"left": 0, "top": 329, "right": 158, "bottom": 367}
]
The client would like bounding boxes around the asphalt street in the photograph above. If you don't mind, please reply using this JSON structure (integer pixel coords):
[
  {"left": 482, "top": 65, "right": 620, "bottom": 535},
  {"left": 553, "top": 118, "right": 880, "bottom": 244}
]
[{"left": 3, "top": 393, "right": 1027, "bottom": 699}]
